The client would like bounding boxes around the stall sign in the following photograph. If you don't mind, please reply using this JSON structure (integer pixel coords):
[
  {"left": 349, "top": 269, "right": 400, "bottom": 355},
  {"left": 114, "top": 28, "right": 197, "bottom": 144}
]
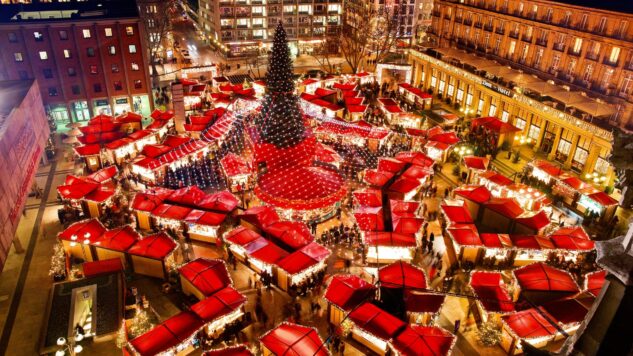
[
  {"left": 481, "top": 80, "right": 513, "bottom": 97},
  {"left": 115, "top": 98, "right": 129, "bottom": 105}
]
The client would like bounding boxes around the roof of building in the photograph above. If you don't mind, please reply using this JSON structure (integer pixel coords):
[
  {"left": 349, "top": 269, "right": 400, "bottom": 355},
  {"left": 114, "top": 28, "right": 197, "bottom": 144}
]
[{"left": 0, "top": 0, "right": 139, "bottom": 23}]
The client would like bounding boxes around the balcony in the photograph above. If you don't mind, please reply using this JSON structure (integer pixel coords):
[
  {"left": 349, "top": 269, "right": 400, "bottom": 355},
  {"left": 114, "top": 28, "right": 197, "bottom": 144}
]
[
  {"left": 508, "top": 31, "right": 519, "bottom": 39},
  {"left": 592, "top": 26, "right": 607, "bottom": 36},
  {"left": 474, "top": 22, "right": 482, "bottom": 28},
  {"left": 553, "top": 43, "right": 565, "bottom": 52},
  {"left": 483, "top": 25, "right": 493, "bottom": 31},
  {"left": 603, "top": 59, "right": 619, "bottom": 67},
  {"left": 236, "top": 23, "right": 249, "bottom": 28},
  {"left": 463, "top": 19, "right": 472, "bottom": 26},
  {"left": 495, "top": 28, "right": 505, "bottom": 35},
  {"left": 586, "top": 52, "right": 599, "bottom": 61},
  {"left": 521, "top": 35, "right": 532, "bottom": 42}
]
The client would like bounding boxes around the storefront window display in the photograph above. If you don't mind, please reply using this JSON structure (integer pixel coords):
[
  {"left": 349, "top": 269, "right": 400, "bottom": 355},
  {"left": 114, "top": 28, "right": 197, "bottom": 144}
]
[
  {"left": 72, "top": 101, "right": 90, "bottom": 122},
  {"left": 93, "top": 99, "right": 112, "bottom": 116},
  {"left": 48, "top": 104, "right": 70, "bottom": 125},
  {"left": 572, "top": 137, "right": 589, "bottom": 173},
  {"left": 132, "top": 95, "right": 152, "bottom": 118},
  {"left": 113, "top": 97, "right": 132, "bottom": 116}
]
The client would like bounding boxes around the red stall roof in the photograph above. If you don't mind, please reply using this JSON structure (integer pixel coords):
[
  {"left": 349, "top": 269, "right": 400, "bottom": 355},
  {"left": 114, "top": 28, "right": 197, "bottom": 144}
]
[
  {"left": 379, "top": 261, "right": 427, "bottom": 289},
  {"left": 463, "top": 156, "right": 489, "bottom": 171},
  {"left": 224, "top": 226, "right": 264, "bottom": 246},
  {"left": 354, "top": 206, "right": 385, "bottom": 231},
  {"left": 127, "top": 232, "right": 177, "bottom": 260},
  {"left": 441, "top": 204, "right": 474, "bottom": 224},
  {"left": 390, "top": 200, "right": 419, "bottom": 214},
  {"left": 513, "top": 262, "right": 580, "bottom": 294},
  {"left": 364, "top": 169, "right": 394, "bottom": 187},
  {"left": 392, "top": 212, "right": 424, "bottom": 235},
  {"left": 221, "top": 153, "right": 250, "bottom": 177},
  {"left": 531, "top": 160, "right": 564, "bottom": 178},
  {"left": 395, "top": 151, "right": 435, "bottom": 168},
  {"left": 131, "top": 191, "right": 166, "bottom": 212},
  {"left": 404, "top": 291, "right": 445, "bottom": 314},
  {"left": 587, "top": 191, "right": 619, "bottom": 207},
  {"left": 550, "top": 235, "right": 595, "bottom": 251},
  {"left": 509, "top": 235, "right": 555, "bottom": 250},
  {"left": 333, "top": 83, "right": 357, "bottom": 91},
  {"left": 471, "top": 116, "right": 521, "bottom": 134},
  {"left": 560, "top": 176, "right": 589, "bottom": 190},
  {"left": 514, "top": 210, "right": 551, "bottom": 231},
  {"left": 501, "top": 308, "right": 557, "bottom": 339},
  {"left": 58, "top": 218, "right": 106, "bottom": 243},
  {"left": 364, "top": 232, "right": 417, "bottom": 247},
  {"left": 166, "top": 186, "right": 206, "bottom": 207},
  {"left": 479, "top": 171, "right": 514, "bottom": 187},
  {"left": 277, "top": 242, "right": 330, "bottom": 275},
  {"left": 388, "top": 177, "right": 422, "bottom": 194},
  {"left": 390, "top": 325, "right": 455, "bottom": 356},
  {"left": 96, "top": 225, "right": 140, "bottom": 252},
  {"left": 402, "top": 165, "right": 432, "bottom": 181},
  {"left": 480, "top": 233, "right": 513, "bottom": 248},
  {"left": 244, "top": 239, "right": 289, "bottom": 265},
  {"left": 378, "top": 157, "right": 406, "bottom": 173},
  {"left": 150, "top": 109, "right": 175, "bottom": 121},
  {"left": 539, "top": 297, "right": 589, "bottom": 325},
  {"left": 82, "top": 258, "right": 124, "bottom": 278},
  {"left": 260, "top": 322, "right": 328, "bottom": 356},
  {"left": 428, "top": 132, "right": 460, "bottom": 145},
  {"left": 353, "top": 188, "right": 382, "bottom": 207},
  {"left": 263, "top": 221, "right": 314, "bottom": 250},
  {"left": 348, "top": 303, "right": 406, "bottom": 341},
  {"left": 324, "top": 275, "right": 376, "bottom": 311},
  {"left": 484, "top": 198, "right": 525, "bottom": 219},
  {"left": 454, "top": 185, "right": 492, "bottom": 203},
  {"left": 130, "top": 310, "right": 204, "bottom": 356},
  {"left": 184, "top": 209, "right": 227, "bottom": 227},
  {"left": 448, "top": 225, "right": 482, "bottom": 246},
  {"left": 151, "top": 203, "right": 193, "bottom": 221},
  {"left": 470, "top": 272, "right": 515, "bottom": 313},
  {"left": 191, "top": 286, "right": 246, "bottom": 322},
  {"left": 549, "top": 226, "right": 590, "bottom": 241},
  {"left": 74, "top": 144, "right": 101, "bottom": 156},
  {"left": 584, "top": 270, "right": 606, "bottom": 297},
  {"left": 240, "top": 206, "right": 280, "bottom": 229},
  {"left": 87, "top": 165, "right": 118, "bottom": 183},
  {"left": 180, "top": 258, "right": 231, "bottom": 297},
  {"left": 196, "top": 190, "right": 239, "bottom": 213},
  {"left": 57, "top": 177, "right": 100, "bottom": 201}
]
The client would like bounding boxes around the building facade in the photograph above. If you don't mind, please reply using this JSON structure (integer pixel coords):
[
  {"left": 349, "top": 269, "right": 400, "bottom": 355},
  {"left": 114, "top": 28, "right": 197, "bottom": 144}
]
[
  {"left": 198, "top": 0, "right": 343, "bottom": 56},
  {"left": 0, "top": 80, "right": 49, "bottom": 269},
  {"left": 427, "top": 0, "right": 633, "bottom": 129},
  {"left": 0, "top": 1, "right": 153, "bottom": 124}
]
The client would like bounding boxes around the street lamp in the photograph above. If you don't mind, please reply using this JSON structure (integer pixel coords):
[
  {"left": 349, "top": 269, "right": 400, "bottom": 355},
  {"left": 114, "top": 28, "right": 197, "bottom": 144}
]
[
  {"left": 56, "top": 333, "right": 84, "bottom": 356},
  {"left": 512, "top": 134, "right": 532, "bottom": 162},
  {"left": 455, "top": 145, "right": 473, "bottom": 157},
  {"left": 585, "top": 172, "right": 607, "bottom": 185}
]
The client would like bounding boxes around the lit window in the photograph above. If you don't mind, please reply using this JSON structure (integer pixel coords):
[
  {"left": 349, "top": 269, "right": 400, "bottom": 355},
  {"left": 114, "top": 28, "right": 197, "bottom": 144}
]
[
  {"left": 125, "top": 26, "right": 134, "bottom": 36},
  {"left": 82, "top": 29, "right": 91, "bottom": 38},
  {"left": 109, "top": 46, "right": 116, "bottom": 55},
  {"left": 129, "top": 45, "right": 137, "bottom": 53},
  {"left": 39, "top": 51, "right": 48, "bottom": 60},
  {"left": 14, "top": 53, "right": 23, "bottom": 62},
  {"left": 134, "top": 79, "right": 142, "bottom": 89},
  {"left": 114, "top": 81, "right": 123, "bottom": 90},
  {"left": 573, "top": 37, "right": 582, "bottom": 53},
  {"left": 610, "top": 47, "right": 621, "bottom": 63},
  {"left": 63, "top": 49, "right": 71, "bottom": 58},
  {"left": 89, "top": 65, "right": 98, "bottom": 74},
  {"left": 131, "top": 62, "right": 139, "bottom": 71},
  {"left": 33, "top": 31, "right": 43, "bottom": 41},
  {"left": 105, "top": 28, "right": 113, "bottom": 37}
]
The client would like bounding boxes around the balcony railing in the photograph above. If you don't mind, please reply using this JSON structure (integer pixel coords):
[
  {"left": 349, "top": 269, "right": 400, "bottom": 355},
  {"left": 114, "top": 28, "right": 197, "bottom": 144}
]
[
  {"left": 521, "top": 35, "right": 532, "bottom": 42},
  {"left": 509, "top": 31, "right": 519, "bottom": 39},
  {"left": 535, "top": 39, "right": 548, "bottom": 47},
  {"left": 474, "top": 22, "right": 482, "bottom": 28},
  {"left": 586, "top": 52, "right": 599, "bottom": 61}
]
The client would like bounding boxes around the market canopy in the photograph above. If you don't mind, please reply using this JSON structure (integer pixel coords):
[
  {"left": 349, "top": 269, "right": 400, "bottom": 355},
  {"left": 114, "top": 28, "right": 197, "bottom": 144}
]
[
  {"left": 353, "top": 188, "right": 382, "bottom": 207},
  {"left": 463, "top": 156, "right": 489, "bottom": 171},
  {"left": 480, "top": 233, "right": 513, "bottom": 249},
  {"left": 240, "top": 206, "right": 280, "bottom": 228},
  {"left": 379, "top": 261, "right": 427, "bottom": 289},
  {"left": 530, "top": 160, "right": 564, "bottom": 178},
  {"left": 514, "top": 210, "right": 551, "bottom": 231},
  {"left": 454, "top": 185, "right": 492, "bottom": 204},
  {"left": 395, "top": 151, "right": 435, "bottom": 168},
  {"left": 391, "top": 211, "right": 424, "bottom": 234},
  {"left": 586, "top": 191, "right": 619, "bottom": 207},
  {"left": 224, "top": 227, "right": 264, "bottom": 246},
  {"left": 354, "top": 206, "right": 385, "bottom": 231},
  {"left": 152, "top": 203, "right": 193, "bottom": 221},
  {"left": 82, "top": 258, "right": 124, "bottom": 278},
  {"left": 58, "top": 218, "right": 106, "bottom": 244},
  {"left": 501, "top": 308, "right": 558, "bottom": 339},
  {"left": 404, "top": 291, "right": 445, "bottom": 314},
  {"left": 471, "top": 117, "right": 521, "bottom": 134},
  {"left": 277, "top": 242, "right": 330, "bottom": 275},
  {"left": 513, "top": 262, "right": 580, "bottom": 295},
  {"left": 448, "top": 225, "right": 482, "bottom": 246},
  {"left": 584, "top": 270, "right": 606, "bottom": 297},
  {"left": 509, "top": 235, "right": 555, "bottom": 250},
  {"left": 550, "top": 234, "right": 595, "bottom": 251},
  {"left": 180, "top": 258, "right": 232, "bottom": 297},
  {"left": 96, "top": 225, "right": 140, "bottom": 252},
  {"left": 259, "top": 322, "right": 329, "bottom": 356},
  {"left": 364, "top": 169, "right": 395, "bottom": 187},
  {"left": 378, "top": 157, "right": 406, "bottom": 173},
  {"left": 184, "top": 209, "right": 227, "bottom": 227},
  {"left": 428, "top": 132, "right": 460, "bottom": 145},
  {"left": 127, "top": 232, "right": 177, "bottom": 260},
  {"left": 470, "top": 271, "right": 515, "bottom": 313},
  {"left": 390, "top": 325, "right": 455, "bottom": 356},
  {"left": 324, "top": 274, "right": 376, "bottom": 311},
  {"left": 484, "top": 198, "right": 525, "bottom": 219},
  {"left": 348, "top": 303, "right": 406, "bottom": 341},
  {"left": 479, "top": 171, "right": 514, "bottom": 187},
  {"left": 129, "top": 310, "right": 204, "bottom": 356},
  {"left": 167, "top": 186, "right": 207, "bottom": 207},
  {"left": 364, "top": 232, "right": 417, "bottom": 247},
  {"left": 190, "top": 286, "right": 246, "bottom": 322},
  {"left": 441, "top": 203, "right": 474, "bottom": 224},
  {"left": 263, "top": 221, "right": 314, "bottom": 251}
]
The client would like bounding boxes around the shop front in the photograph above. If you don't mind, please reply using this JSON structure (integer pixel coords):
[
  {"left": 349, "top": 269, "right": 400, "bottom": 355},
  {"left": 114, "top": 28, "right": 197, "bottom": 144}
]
[
  {"left": 48, "top": 103, "right": 70, "bottom": 125},
  {"left": 93, "top": 99, "right": 112, "bottom": 116},
  {"left": 112, "top": 97, "right": 132, "bottom": 116},
  {"left": 132, "top": 95, "right": 152, "bottom": 118},
  {"left": 72, "top": 101, "right": 91, "bottom": 122}
]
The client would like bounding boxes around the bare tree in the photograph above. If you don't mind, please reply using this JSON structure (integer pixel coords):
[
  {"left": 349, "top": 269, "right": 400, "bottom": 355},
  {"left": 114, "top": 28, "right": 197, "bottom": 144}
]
[
  {"left": 310, "top": 35, "right": 339, "bottom": 74},
  {"left": 340, "top": 4, "right": 372, "bottom": 74},
  {"left": 137, "top": 0, "right": 177, "bottom": 88},
  {"left": 371, "top": 4, "right": 404, "bottom": 64}
]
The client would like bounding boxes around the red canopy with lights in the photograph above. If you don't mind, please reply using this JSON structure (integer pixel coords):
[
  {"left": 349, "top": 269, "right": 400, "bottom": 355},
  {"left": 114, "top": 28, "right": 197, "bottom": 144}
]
[
  {"left": 514, "top": 210, "right": 551, "bottom": 231},
  {"left": 58, "top": 218, "right": 106, "bottom": 243},
  {"left": 454, "top": 185, "right": 492, "bottom": 204},
  {"left": 404, "top": 291, "right": 446, "bottom": 314},
  {"left": 240, "top": 206, "right": 280, "bottom": 228},
  {"left": 96, "top": 225, "right": 140, "bottom": 252},
  {"left": 470, "top": 272, "right": 515, "bottom": 313},
  {"left": 390, "top": 325, "right": 455, "bottom": 356},
  {"left": 513, "top": 262, "right": 580, "bottom": 294},
  {"left": 277, "top": 242, "right": 330, "bottom": 275},
  {"left": 324, "top": 275, "right": 376, "bottom": 311},
  {"left": 501, "top": 308, "right": 557, "bottom": 339},
  {"left": 441, "top": 204, "right": 474, "bottom": 224},
  {"left": 127, "top": 232, "right": 177, "bottom": 260},
  {"left": 179, "top": 258, "right": 232, "bottom": 297},
  {"left": 348, "top": 303, "right": 406, "bottom": 341},
  {"left": 448, "top": 225, "right": 482, "bottom": 246},
  {"left": 259, "top": 322, "right": 328, "bottom": 356},
  {"left": 129, "top": 311, "right": 204, "bottom": 356},
  {"left": 379, "top": 261, "right": 427, "bottom": 289},
  {"left": 263, "top": 221, "right": 314, "bottom": 250},
  {"left": 190, "top": 286, "right": 246, "bottom": 322}
]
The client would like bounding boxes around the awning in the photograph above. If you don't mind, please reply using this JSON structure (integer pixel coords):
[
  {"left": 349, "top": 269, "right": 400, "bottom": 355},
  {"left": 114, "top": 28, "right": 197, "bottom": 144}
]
[
  {"left": 277, "top": 242, "right": 330, "bottom": 275},
  {"left": 240, "top": 206, "right": 280, "bottom": 229},
  {"left": 191, "top": 286, "right": 246, "bottom": 322},
  {"left": 259, "top": 322, "right": 328, "bottom": 356},
  {"left": 96, "top": 225, "right": 140, "bottom": 251},
  {"left": 454, "top": 185, "right": 492, "bottom": 203},
  {"left": 441, "top": 204, "right": 474, "bottom": 224},
  {"left": 379, "top": 261, "right": 427, "bottom": 289},
  {"left": 324, "top": 275, "right": 376, "bottom": 311},
  {"left": 263, "top": 221, "right": 314, "bottom": 250},
  {"left": 129, "top": 310, "right": 204, "bottom": 356},
  {"left": 348, "top": 303, "right": 406, "bottom": 341},
  {"left": 390, "top": 325, "right": 455, "bottom": 356},
  {"left": 501, "top": 308, "right": 557, "bottom": 339},
  {"left": 513, "top": 262, "right": 579, "bottom": 294},
  {"left": 180, "top": 258, "right": 232, "bottom": 297},
  {"left": 127, "top": 232, "right": 177, "bottom": 260},
  {"left": 58, "top": 218, "right": 106, "bottom": 244}
]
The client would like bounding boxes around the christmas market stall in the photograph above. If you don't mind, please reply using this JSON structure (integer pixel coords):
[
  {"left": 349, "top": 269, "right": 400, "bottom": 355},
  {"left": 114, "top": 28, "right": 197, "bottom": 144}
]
[
  {"left": 476, "top": 171, "right": 514, "bottom": 198},
  {"left": 347, "top": 302, "right": 407, "bottom": 355},
  {"left": 105, "top": 129, "right": 158, "bottom": 164},
  {"left": 470, "top": 117, "right": 521, "bottom": 148},
  {"left": 115, "top": 111, "right": 143, "bottom": 132},
  {"left": 397, "top": 83, "right": 433, "bottom": 109},
  {"left": 300, "top": 90, "right": 344, "bottom": 119},
  {"left": 184, "top": 209, "right": 228, "bottom": 243},
  {"left": 344, "top": 96, "right": 369, "bottom": 122},
  {"left": 238, "top": 206, "right": 280, "bottom": 233},
  {"left": 275, "top": 242, "right": 330, "bottom": 291},
  {"left": 404, "top": 291, "right": 446, "bottom": 325},
  {"left": 499, "top": 308, "right": 559, "bottom": 355},
  {"left": 425, "top": 128, "right": 461, "bottom": 162},
  {"left": 259, "top": 322, "right": 329, "bottom": 356},
  {"left": 57, "top": 166, "right": 118, "bottom": 218},
  {"left": 191, "top": 286, "right": 247, "bottom": 338},
  {"left": 462, "top": 156, "right": 489, "bottom": 184},
  {"left": 179, "top": 258, "right": 232, "bottom": 300},
  {"left": 93, "top": 225, "right": 140, "bottom": 267},
  {"left": 577, "top": 191, "right": 619, "bottom": 223},
  {"left": 480, "top": 198, "right": 525, "bottom": 233},
  {"left": 73, "top": 144, "right": 103, "bottom": 172},
  {"left": 128, "top": 310, "right": 205, "bottom": 356},
  {"left": 378, "top": 261, "right": 427, "bottom": 317},
  {"left": 147, "top": 109, "right": 175, "bottom": 138},
  {"left": 468, "top": 271, "right": 515, "bottom": 323},
  {"left": 130, "top": 188, "right": 174, "bottom": 230},
  {"left": 378, "top": 98, "right": 404, "bottom": 124},
  {"left": 57, "top": 218, "right": 107, "bottom": 262},
  {"left": 364, "top": 232, "right": 417, "bottom": 263},
  {"left": 453, "top": 185, "right": 493, "bottom": 222},
  {"left": 388, "top": 325, "right": 455, "bottom": 356},
  {"left": 512, "top": 262, "right": 580, "bottom": 305},
  {"left": 513, "top": 210, "right": 551, "bottom": 235},
  {"left": 445, "top": 224, "right": 482, "bottom": 265},
  {"left": 221, "top": 153, "right": 252, "bottom": 192},
  {"left": 528, "top": 160, "right": 565, "bottom": 185},
  {"left": 323, "top": 274, "right": 376, "bottom": 326},
  {"left": 126, "top": 232, "right": 178, "bottom": 279}
]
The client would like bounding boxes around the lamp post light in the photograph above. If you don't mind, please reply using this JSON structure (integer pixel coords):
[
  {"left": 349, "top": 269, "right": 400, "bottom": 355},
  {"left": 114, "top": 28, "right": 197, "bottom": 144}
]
[
  {"left": 55, "top": 333, "right": 84, "bottom": 356},
  {"left": 512, "top": 134, "right": 532, "bottom": 163},
  {"left": 585, "top": 172, "right": 607, "bottom": 185}
]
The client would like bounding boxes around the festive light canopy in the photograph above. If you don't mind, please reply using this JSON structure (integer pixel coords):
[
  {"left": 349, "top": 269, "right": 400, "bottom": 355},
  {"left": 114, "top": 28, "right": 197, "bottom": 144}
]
[
  {"left": 130, "top": 310, "right": 204, "bottom": 356},
  {"left": 179, "top": 258, "right": 232, "bottom": 297},
  {"left": 501, "top": 308, "right": 558, "bottom": 339},
  {"left": 96, "top": 225, "right": 140, "bottom": 252},
  {"left": 324, "top": 275, "right": 376, "bottom": 311},
  {"left": 404, "top": 291, "right": 446, "bottom": 314},
  {"left": 453, "top": 185, "right": 492, "bottom": 204},
  {"left": 348, "top": 303, "right": 407, "bottom": 341},
  {"left": 126, "top": 232, "right": 177, "bottom": 260},
  {"left": 379, "top": 261, "right": 427, "bottom": 290},
  {"left": 513, "top": 262, "right": 580, "bottom": 295},
  {"left": 259, "top": 322, "right": 329, "bottom": 356},
  {"left": 58, "top": 218, "right": 107, "bottom": 244},
  {"left": 390, "top": 325, "right": 455, "bottom": 356}
]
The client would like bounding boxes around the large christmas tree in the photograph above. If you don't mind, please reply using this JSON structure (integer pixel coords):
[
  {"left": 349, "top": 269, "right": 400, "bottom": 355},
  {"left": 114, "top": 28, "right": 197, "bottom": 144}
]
[{"left": 256, "top": 22, "right": 306, "bottom": 148}]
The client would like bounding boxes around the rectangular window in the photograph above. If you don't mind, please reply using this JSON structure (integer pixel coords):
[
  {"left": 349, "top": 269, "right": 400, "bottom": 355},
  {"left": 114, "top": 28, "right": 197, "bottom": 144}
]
[
  {"left": 528, "top": 124, "right": 540, "bottom": 140},
  {"left": 43, "top": 69, "right": 53, "bottom": 79},
  {"left": 114, "top": 81, "right": 123, "bottom": 91},
  {"left": 8, "top": 32, "right": 17, "bottom": 43},
  {"left": 14, "top": 53, "right": 23, "bottom": 62},
  {"left": 48, "top": 87, "right": 58, "bottom": 96},
  {"left": 105, "top": 28, "right": 113, "bottom": 37},
  {"left": 93, "top": 83, "right": 102, "bottom": 93},
  {"left": 89, "top": 65, "right": 98, "bottom": 74},
  {"left": 573, "top": 37, "right": 582, "bottom": 53},
  {"left": 82, "top": 29, "right": 91, "bottom": 38},
  {"left": 33, "top": 31, "right": 43, "bottom": 41},
  {"left": 128, "top": 45, "right": 137, "bottom": 54},
  {"left": 111, "top": 64, "right": 119, "bottom": 73},
  {"left": 595, "top": 157, "right": 609, "bottom": 174},
  {"left": 87, "top": 48, "right": 95, "bottom": 57},
  {"left": 109, "top": 46, "right": 116, "bottom": 55},
  {"left": 514, "top": 118, "right": 526, "bottom": 131},
  {"left": 71, "top": 85, "right": 80, "bottom": 95},
  {"left": 125, "top": 26, "right": 134, "bottom": 36},
  {"left": 63, "top": 49, "right": 71, "bottom": 58},
  {"left": 131, "top": 62, "right": 139, "bottom": 71},
  {"left": 68, "top": 67, "right": 76, "bottom": 77},
  {"left": 610, "top": 47, "right": 621, "bottom": 63},
  {"left": 59, "top": 30, "right": 68, "bottom": 40},
  {"left": 134, "top": 79, "right": 142, "bottom": 89},
  {"left": 488, "top": 104, "right": 497, "bottom": 117},
  {"left": 39, "top": 51, "right": 48, "bottom": 60}
]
